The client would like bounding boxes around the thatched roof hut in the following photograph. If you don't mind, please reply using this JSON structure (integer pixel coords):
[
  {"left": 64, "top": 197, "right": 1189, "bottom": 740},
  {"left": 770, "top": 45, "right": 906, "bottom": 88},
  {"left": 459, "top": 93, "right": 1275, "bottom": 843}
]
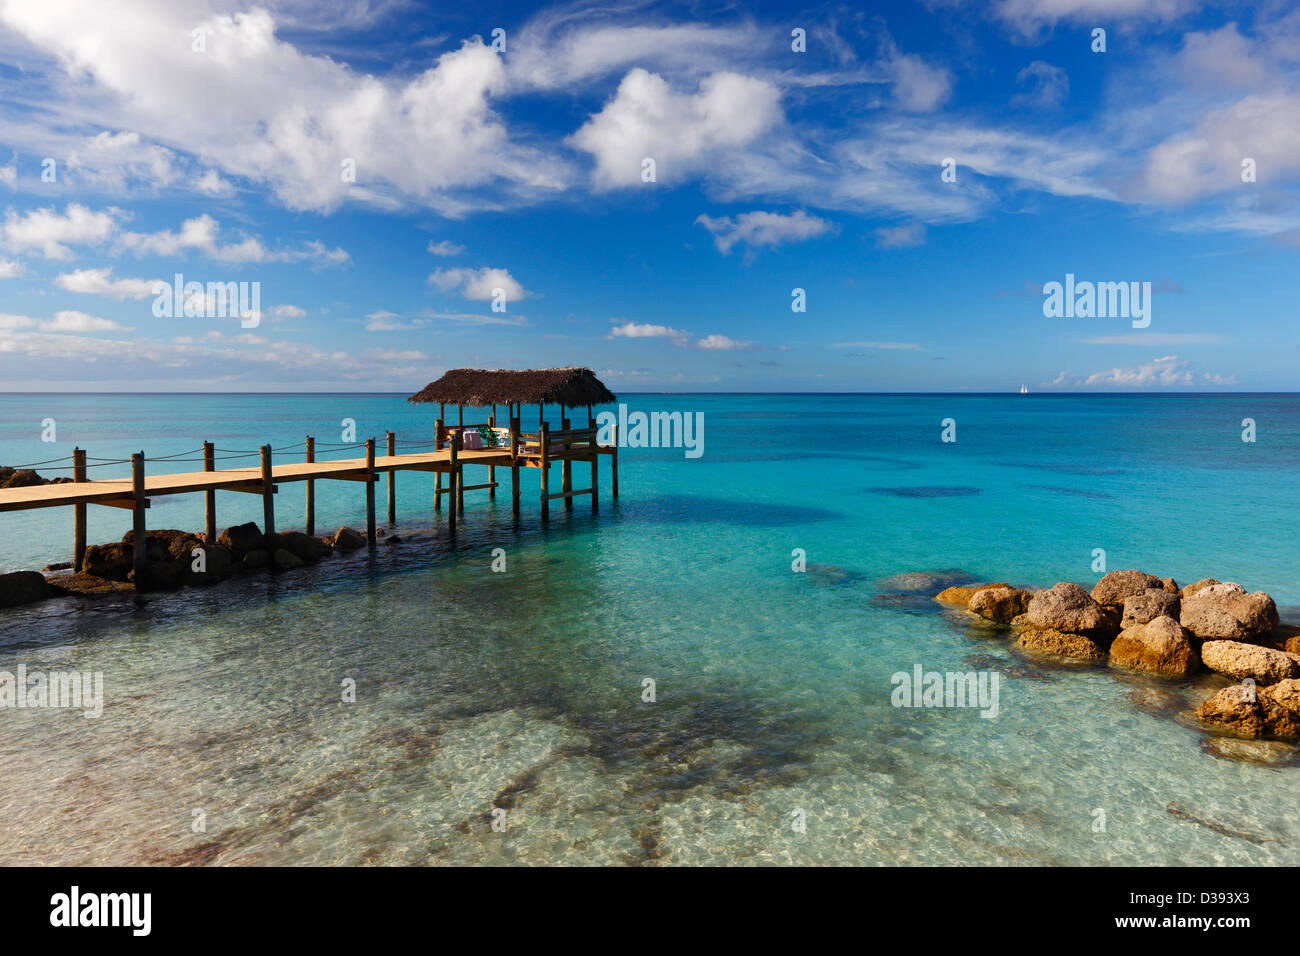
[{"left": 408, "top": 367, "right": 617, "bottom": 409}]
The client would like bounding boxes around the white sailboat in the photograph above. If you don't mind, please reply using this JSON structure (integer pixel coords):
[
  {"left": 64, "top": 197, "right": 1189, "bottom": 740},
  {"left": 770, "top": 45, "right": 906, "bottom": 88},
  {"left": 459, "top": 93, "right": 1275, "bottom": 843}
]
[{"left": 1019, "top": 384, "right": 1029, "bottom": 394}]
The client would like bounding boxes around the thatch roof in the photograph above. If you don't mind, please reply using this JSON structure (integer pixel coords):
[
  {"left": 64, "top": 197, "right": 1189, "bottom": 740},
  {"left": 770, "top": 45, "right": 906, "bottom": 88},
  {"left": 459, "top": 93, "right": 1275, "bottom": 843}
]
[{"left": 408, "top": 367, "right": 617, "bottom": 408}]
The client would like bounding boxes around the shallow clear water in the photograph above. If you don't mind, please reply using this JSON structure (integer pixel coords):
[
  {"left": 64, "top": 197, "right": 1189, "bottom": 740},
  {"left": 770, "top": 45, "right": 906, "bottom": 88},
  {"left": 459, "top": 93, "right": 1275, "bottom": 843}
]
[{"left": 0, "top": 393, "right": 1297, "bottom": 865}]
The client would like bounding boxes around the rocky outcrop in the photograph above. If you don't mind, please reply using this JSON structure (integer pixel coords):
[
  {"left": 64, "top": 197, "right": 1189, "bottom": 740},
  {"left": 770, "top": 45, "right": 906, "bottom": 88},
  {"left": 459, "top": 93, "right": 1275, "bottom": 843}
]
[
  {"left": 1182, "top": 578, "right": 1220, "bottom": 598},
  {"left": 1200, "top": 640, "right": 1299, "bottom": 685},
  {"left": 273, "top": 548, "right": 304, "bottom": 570},
  {"left": 1158, "top": 577, "right": 1180, "bottom": 595},
  {"left": 273, "top": 531, "right": 332, "bottom": 563},
  {"left": 969, "top": 586, "right": 1032, "bottom": 624},
  {"left": 1121, "top": 588, "right": 1180, "bottom": 628},
  {"left": 331, "top": 527, "right": 366, "bottom": 551},
  {"left": 0, "top": 466, "right": 71, "bottom": 489},
  {"left": 0, "top": 570, "right": 50, "bottom": 608},
  {"left": 1180, "top": 582, "right": 1278, "bottom": 641},
  {"left": 82, "top": 542, "right": 133, "bottom": 581},
  {"left": 1091, "top": 569, "right": 1162, "bottom": 608},
  {"left": 1109, "top": 616, "right": 1199, "bottom": 678},
  {"left": 44, "top": 573, "right": 135, "bottom": 597},
  {"left": 1017, "top": 626, "right": 1107, "bottom": 661},
  {"left": 218, "top": 522, "right": 265, "bottom": 559},
  {"left": 1023, "top": 582, "right": 1118, "bottom": 638},
  {"left": 1195, "top": 679, "right": 1300, "bottom": 740}
]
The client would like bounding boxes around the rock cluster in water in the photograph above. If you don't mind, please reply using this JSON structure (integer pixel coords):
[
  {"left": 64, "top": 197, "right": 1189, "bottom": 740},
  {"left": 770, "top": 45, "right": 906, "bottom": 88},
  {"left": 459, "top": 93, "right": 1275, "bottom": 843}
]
[
  {"left": 936, "top": 570, "right": 1300, "bottom": 740},
  {"left": 0, "top": 521, "right": 389, "bottom": 608}
]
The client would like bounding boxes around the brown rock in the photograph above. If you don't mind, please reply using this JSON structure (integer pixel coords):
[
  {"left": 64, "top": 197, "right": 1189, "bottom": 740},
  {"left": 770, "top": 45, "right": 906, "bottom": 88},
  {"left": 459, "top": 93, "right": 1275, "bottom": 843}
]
[
  {"left": 1109, "top": 617, "right": 1199, "bottom": 678},
  {"left": 242, "top": 549, "right": 271, "bottom": 569},
  {"left": 1287, "top": 635, "right": 1300, "bottom": 655},
  {"left": 218, "top": 522, "right": 265, "bottom": 559},
  {"left": 1159, "top": 577, "right": 1180, "bottom": 594},
  {"left": 1, "top": 469, "right": 47, "bottom": 489},
  {"left": 82, "top": 542, "right": 133, "bottom": 581},
  {"left": 274, "top": 531, "right": 330, "bottom": 563},
  {"left": 934, "top": 582, "right": 1009, "bottom": 606},
  {"left": 1091, "top": 569, "right": 1163, "bottom": 607},
  {"left": 1017, "top": 626, "right": 1107, "bottom": 661},
  {"left": 1195, "top": 680, "right": 1300, "bottom": 740},
  {"left": 43, "top": 573, "right": 135, "bottom": 597},
  {"left": 1200, "top": 640, "right": 1299, "bottom": 685},
  {"left": 1121, "top": 588, "right": 1180, "bottom": 628},
  {"left": 968, "top": 586, "right": 1032, "bottom": 624},
  {"left": 182, "top": 543, "right": 235, "bottom": 585},
  {"left": 1182, "top": 578, "right": 1220, "bottom": 598},
  {"left": 331, "top": 527, "right": 366, "bottom": 551},
  {"left": 1024, "top": 582, "right": 1117, "bottom": 637},
  {"left": 1180, "top": 582, "right": 1279, "bottom": 641},
  {"left": 0, "top": 570, "right": 50, "bottom": 608},
  {"left": 273, "top": 548, "right": 304, "bottom": 570}
]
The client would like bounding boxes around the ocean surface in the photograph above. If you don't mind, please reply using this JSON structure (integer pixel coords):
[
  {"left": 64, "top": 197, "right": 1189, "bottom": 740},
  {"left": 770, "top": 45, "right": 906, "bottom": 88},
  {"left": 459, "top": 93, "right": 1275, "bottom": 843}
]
[{"left": 0, "top": 392, "right": 1297, "bottom": 865}]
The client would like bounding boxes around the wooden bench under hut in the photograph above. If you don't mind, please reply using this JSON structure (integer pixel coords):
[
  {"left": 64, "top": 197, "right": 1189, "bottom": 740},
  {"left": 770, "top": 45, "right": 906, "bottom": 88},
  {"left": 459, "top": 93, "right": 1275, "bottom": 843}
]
[{"left": 407, "top": 367, "right": 619, "bottom": 523}]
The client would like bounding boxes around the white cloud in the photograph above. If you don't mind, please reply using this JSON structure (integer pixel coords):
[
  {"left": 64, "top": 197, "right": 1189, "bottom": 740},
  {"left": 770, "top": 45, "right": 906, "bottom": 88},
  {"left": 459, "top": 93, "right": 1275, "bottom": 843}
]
[
  {"left": 834, "top": 341, "right": 924, "bottom": 350},
  {"left": 271, "top": 305, "right": 306, "bottom": 318},
  {"left": 1079, "top": 333, "right": 1222, "bottom": 345},
  {"left": 38, "top": 309, "right": 129, "bottom": 332},
  {"left": 54, "top": 267, "right": 161, "bottom": 300},
  {"left": 696, "top": 334, "right": 752, "bottom": 350},
  {"left": 1048, "top": 354, "right": 1237, "bottom": 388},
  {"left": 119, "top": 213, "right": 350, "bottom": 265},
  {"left": 609, "top": 321, "right": 690, "bottom": 345},
  {"left": 873, "top": 223, "right": 927, "bottom": 248},
  {"left": 427, "top": 240, "right": 465, "bottom": 256},
  {"left": 0, "top": 258, "right": 23, "bottom": 278},
  {"left": 571, "top": 69, "right": 783, "bottom": 189},
  {"left": 0, "top": 312, "right": 34, "bottom": 329},
  {"left": 694, "top": 210, "right": 835, "bottom": 255},
  {"left": 0, "top": 203, "right": 117, "bottom": 259},
  {"left": 885, "top": 47, "right": 951, "bottom": 112},
  {"left": 365, "top": 310, "right": 425, "bottom": 331},
  {"left": 0, "top": 161, "right": 15, "bottom": 188},
  {"left": 428, "top": 266, "right": 526, "bottom": 301},
  {"left": 992, "top": 0, "right": 1197, "bottom": 36}
]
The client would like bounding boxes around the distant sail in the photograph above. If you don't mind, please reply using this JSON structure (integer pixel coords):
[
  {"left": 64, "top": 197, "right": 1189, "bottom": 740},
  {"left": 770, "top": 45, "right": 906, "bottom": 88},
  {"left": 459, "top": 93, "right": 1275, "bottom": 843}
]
[{"left": 1019, "top": 384, "right": 1029, "bottom": 394}]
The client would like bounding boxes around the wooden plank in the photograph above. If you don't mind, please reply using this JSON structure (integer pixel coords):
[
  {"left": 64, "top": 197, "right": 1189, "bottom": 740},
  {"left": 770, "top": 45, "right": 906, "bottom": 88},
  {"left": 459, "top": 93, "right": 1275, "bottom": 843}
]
[{"left": 545, "top": 488, "right": 593, "bottom": 500}]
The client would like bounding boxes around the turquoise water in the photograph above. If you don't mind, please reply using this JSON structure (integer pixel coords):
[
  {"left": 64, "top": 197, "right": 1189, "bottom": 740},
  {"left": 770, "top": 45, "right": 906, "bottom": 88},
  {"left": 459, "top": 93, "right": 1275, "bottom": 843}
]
[{"left": 0, "top": 393, "right": 1297, "bottom": 865}]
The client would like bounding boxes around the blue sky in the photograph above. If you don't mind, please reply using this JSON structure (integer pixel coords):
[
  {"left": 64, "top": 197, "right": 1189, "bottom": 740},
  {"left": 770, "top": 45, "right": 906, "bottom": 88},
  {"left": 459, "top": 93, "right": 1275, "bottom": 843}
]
[{"left": 0, "top": 0, "right": 1296, "bottom": 392}]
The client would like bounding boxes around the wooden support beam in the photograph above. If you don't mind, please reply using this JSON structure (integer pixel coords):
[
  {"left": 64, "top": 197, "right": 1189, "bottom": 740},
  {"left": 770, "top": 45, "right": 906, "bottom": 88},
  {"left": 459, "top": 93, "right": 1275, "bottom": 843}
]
[
  {"left": 131, "top": 452, "right": 147, "bottom": 584},
  {"left": 93, "top": 497, "right": 150, "bottom": 511},
  {"left": 540, "top": 421, "right": 550, "bottom": 521},
  {"left": 456, "top": 431, "right": 464, "bottom": 517},
  {"left": 386, "top": 431, "right": 396, "bottom": 526},
  {"left": 510, "top": 416, "right": 520, "bottom": 517},
  {"left": 261, "top": 444, "right": 276, "bottom": 540},
  {"left": 561, "top": 413, "right": 573, "bottom": 511},
  {"left": 305, "top": 436, "right": 315, "bottom": 537},
  {"left": 488, "top": 406, "right": 496, "bottom": 500},
  {"left": 545, "top": 488, "right": 593, "bottom": 501},
  {"left": 612, "top": 423, "right": 619, "bottom": 499},
  {"left": 589, "top": 406, "right": 598, "bottom": 513},
  {"left": 433, "top": 417, "right": 443, "bottom": 513},
  {"left": 447, "top": 432, "right": 458, "bottom": 535},
  {"left": 73, "top": 448, "right": 86, "bottom": 572},
  {"left": 203, "top": 442, "right": 216, "bottom": 543},
  {"left": 365, "top": 438, "right": 376, "bottom": 547}
]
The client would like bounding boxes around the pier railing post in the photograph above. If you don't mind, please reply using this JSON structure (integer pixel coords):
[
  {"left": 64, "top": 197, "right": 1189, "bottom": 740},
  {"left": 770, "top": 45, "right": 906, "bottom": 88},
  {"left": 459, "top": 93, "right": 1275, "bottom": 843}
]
[
  {"left": 488, "top": 407, "right": 496, "bottom": 500},
  {"left": 456, "top": 432, "right": 465, "bottom": 517},
  {"left": 386, "top": 430, "right": 396, "bottom": 526},
  {"left": 588, "top": 407, "right": 598, "bottom": 513},
  {"left": 540, "top": 421, "right": 550, "bottom": 521},
  {"left": 305, "top": 436, "right": 315, "bottom": 537},
  {"left": 510, "top": 417, "right": 520, "bottom": 517},
  {"left": 73, "top": 448, "right": 87, "bottom": 572},
  {"left": 131, "top": 452, "right": 147, "bottom": 585},
  {"left": 447, "top": 433, "right": 459, "bottom": 535},
  {"left": 260, "top": 444, "right": 275, "bottom": 541},
  {"left": 365, "top": 438, "right": 376, "bottom": 547},
  {"left": 433, "top": 418, "right": 443, "bottom": 513},
  {"left": 203, "top": 442, "right": 216, "bottom": 542}
]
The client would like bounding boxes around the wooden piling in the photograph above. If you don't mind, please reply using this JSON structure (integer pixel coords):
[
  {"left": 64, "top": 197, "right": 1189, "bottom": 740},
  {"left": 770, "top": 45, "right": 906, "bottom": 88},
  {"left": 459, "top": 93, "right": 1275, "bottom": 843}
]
[
  {"left": 203, "top": 442, "right": 216, "bottom": 542},
  {"left": 612, "top": 423, "right": 619, "bottom": 498},
  {"left": 73, "top": 447, "right": 86, "bottom": 571},
  {"left": 510, "top": 417, "right": 520, "bottom": 517},
  {"left": 305, "top": 436, "right": 315, "bottom": 537},
  {"left": 433, "top": 418, "right": 443, "bottom": 512},
  {"left": 488, "top": 406, "right": 496, "bottom": 500},
  {"left": 131, "top": 452, "right": 147, "bottom": 583},
  {"left": 260, "top": 445, "right": 275, "bottom": 540},
  {"left": 386, "top": 431, "right": 396, "bottom": 526},
  {"left": 448, "top": 432, "right": 459, "bottom": 535},
  {"left": 365, "top": 438, "right": 376, "bottom": 546},
  {"left": 588, "top": 407, "right": 598, "bottom": 513},
  {"left": 540, "top": 421, "right": 550, "bottom": 521},
  {"left": 561, "top": 413, "right": 573, "bottom": 511}
]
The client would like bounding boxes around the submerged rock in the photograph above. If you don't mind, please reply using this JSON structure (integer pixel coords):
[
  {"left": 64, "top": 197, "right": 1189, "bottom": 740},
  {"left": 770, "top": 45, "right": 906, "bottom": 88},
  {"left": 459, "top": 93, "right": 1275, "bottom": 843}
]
[
  {"left": 44, "top": 572, "right": 135, "bottom": 597},
  {"left": 331, "top": 526, "right": 366, "bottom": 551},
  {"left": 1199, "top": 736, "right": 1300, "bottom": 767},
  {"left": 1121, "top": 588, "right": 1180, "bottom": 628},
  {"left": 1023, "top": 582, "right": 1117, "bottom": 638},
  {"left": 1195, "top": 679, "right": 1300, "bottom": 740},
  {"left": 1091, "top": 569, "right": 1162, "bottom": 608},
  {"left": 0, "top": 570, "right": 50, "bottom": 608},
  {"left": 1109, "top": 617, "right": 1199, "bottom": 678},
  {"left": 273, "top": 548, "right": 304, "bottom": 570},
  {"left": 1200, "top": 640, "right": 1298, "bottom": 685},
  {"left": 934, "top": 582, "right": 1008, "bottom": 606},
  {"left": 803, "top": 563, "right": 863, "bottom": 587},
  {"left": 1017, "top": 625, "right": 1107, "bottom": 661},
  {"left": 969, "top": 586, "right": 1033, "bottom": 624}
]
